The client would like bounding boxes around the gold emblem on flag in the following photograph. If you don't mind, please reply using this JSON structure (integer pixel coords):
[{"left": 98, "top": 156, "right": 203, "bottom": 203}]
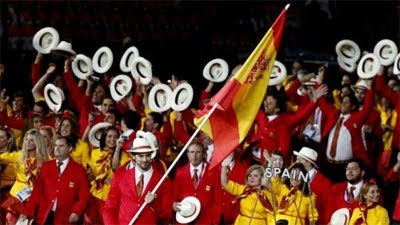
[{"left": 246, "top": 50, "right": 270, "bottom": 84}]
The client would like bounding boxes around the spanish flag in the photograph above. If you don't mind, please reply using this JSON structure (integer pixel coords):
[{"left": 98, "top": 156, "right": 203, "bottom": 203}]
[{"left": 194, "top": 5, "right": 288, "bottom": 169}]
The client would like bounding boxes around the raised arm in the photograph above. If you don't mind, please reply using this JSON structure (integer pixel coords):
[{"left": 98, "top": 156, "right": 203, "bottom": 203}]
[{"left": 32, "top": 63, "right": 56, "bottom": 101}]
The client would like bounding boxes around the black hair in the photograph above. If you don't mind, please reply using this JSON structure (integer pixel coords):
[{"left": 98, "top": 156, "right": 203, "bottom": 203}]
[
  {"left": 55, "top": 136, "right": 75, "bottom": 148},
  {"left": 122, "top": 110, "right": 141, "bottom": 130},
  {"left": 99, "top": 126, "right": 119, "bottom": 150},
  {"left": 149, "top": 112, "right": 163, "bottom": 130},
  {"left": 282, "top": 162, "right": 311, "bottom": 196},
  {"left": 346, "top": 158, "right": 366, "bottom": 171},
  {"left": 266, "top": 86, "right": 287, "bottom": 114},
  {"left": 35, "top": 100, "right": 49, "bottom": 115},
  {"left": 340, "top": 92, "right": 359, "bottom": 110}
]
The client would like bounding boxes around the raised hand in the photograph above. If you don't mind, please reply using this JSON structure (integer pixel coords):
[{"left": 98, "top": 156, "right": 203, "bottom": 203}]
[{"left": 46, "top": 63, "right": 56, "bottom": 74}]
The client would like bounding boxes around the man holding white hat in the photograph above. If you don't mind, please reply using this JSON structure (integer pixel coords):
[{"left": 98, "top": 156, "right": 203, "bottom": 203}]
[
  {"left": 103, "top": 131, "right": 172, "bottom": 225},
  {"left": 295, "top": 146, "right": 332, "bottom": 225},
  {"left": 172, "top": 142, "right": 220, "bottom": 224}
]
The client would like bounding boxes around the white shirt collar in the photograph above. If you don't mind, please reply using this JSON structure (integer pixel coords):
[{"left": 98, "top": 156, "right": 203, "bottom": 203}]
[
  {"left": 190, "top": 162, "right": 204, "bottom": 177},
  {"left": 56, "top": 158, "right": 70, "bottom": 175},
  {"left": 339, "top": 114, "right": 351, "bottom": 121},
  {"left": 308, "top": 168, "right": 317, "bottom": 182},
  {"left": 347, "top": 180, "right": 363, "bottom": 197},
  {"left": 267, "top": 115, "right": 278, "bottom": 121}
]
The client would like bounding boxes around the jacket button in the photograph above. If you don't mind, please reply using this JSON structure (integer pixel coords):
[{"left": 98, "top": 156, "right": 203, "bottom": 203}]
[{"left": 56, "top": 190, "right": 59, "bottom": 193}]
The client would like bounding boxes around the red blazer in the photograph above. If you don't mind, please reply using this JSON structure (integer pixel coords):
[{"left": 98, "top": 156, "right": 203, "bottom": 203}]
[
  {"left": 255, "top": 100, "right": 317, "bottom": 162},
  {"left": 317, "top": 90, "right": 374, "bottom": 167},
  {"left": 310, "top": 170, "right": 332, "bottom": 225},
  {"left": 23, "top": 159, "right": 90, "bottom": 225},
  {"left": 173, "top": 163, "right": 220, "bottom": 225},
  {"left": 217, "top": 160, "right": 247, "bottom": 224},
  {"left": 330, "top": 182, "right": 359, "bottom": 215},
  {"left": 103, "top": 165, "right": 172, "bottom": 225},
  {"left": 374, "top": 75, "right": 400, "bottom": 151}
]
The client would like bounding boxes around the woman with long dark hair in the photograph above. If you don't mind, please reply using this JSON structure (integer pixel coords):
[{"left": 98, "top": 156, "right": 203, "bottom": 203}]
[{"left": 273, "top": 162, "right": 318, "bottom": 225}]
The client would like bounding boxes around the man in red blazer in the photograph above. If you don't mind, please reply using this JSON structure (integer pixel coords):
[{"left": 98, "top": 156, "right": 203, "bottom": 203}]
[
  {"left": 294, "top": 146, "right": 331, "bottom": 225},
  {"left": 19, "top": 136, "right": 90, "bottom": 225},
  {"left": 317, "top": 85, "right": 374, "bottom": 181},
  {"left": 330, "top": 159, "right": 365, "bottom": 215},
  {"left": 103, "top": 131, "right": 172, "bottom": 225},
  {"left": 173, "top": 142, "right": 220, "bottom": 224}
]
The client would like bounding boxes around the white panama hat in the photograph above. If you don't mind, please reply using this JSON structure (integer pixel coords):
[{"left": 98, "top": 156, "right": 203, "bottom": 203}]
[
  {"left": 72, "top": 54, "right": 93, "bottom": 80},
  {"left": 131, "top": 57, "right": 152, "bottom": 85},
  {"left": 357, "top": 53, "right": 381, "bottom": 79},
  {"left": 109, "top": 75, "right": 133, "bottom": 102},
  {"left": 373, "top": 39, "right": 398, "bottom": 66},
  {"left": 330, "top": 208, "right": 350, "bottom": 225},
  {"left": 175, "top": 196, "right": 201, "bottom": 224},
  {"left": 32, "top": 27, "right": 60, "bottom": 54},
  {"left": 203, "top": 58, "right": 229, "bottom": 83},
  {"left": 335, "top": 39, "right": 361, "bottom": 62},
  {"left": 88, "top": 122, "right": 113, "bottom": 147},
  {"left": 120, "top": 46, "right": 140, "bottom": 73},
  {"left": 148, "top": 84, "right": 173, "bottom": 113},
  {"left": 128, "top": 130, "right": 158, "bottom": 159},
  {"left": 92, "top": 46, "right": 113, "bottom": 74},
  {"left": 50, "top": 41, "right": 76, "bottom": 57},
  {"left": 268, "top": 60, "right": 287, "bottom": 86},
  {"left": 170, "top": 82, "right": 194, "bottom": 111},
  {"left": 44, "top": 83, "right": 65, "bottom": 113}
]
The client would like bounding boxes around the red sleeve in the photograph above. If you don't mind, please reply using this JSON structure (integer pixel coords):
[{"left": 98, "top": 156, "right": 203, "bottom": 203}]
[
  {"left": 31, "top": 63, "right": 41, "bottom": 86},
  {"left": 152, "top": 178, "right": 173, "bottom": 223},
  {"left": 116, "top": 102, "right": 129, "bottom": 115},
  {"left": 0, "top": 110, "right": 26, "bottom": 129},
  {"left": 353, "top": 89, "right": 374, "bottom": 124},
  {"left": 63, "top": 70, "right": 89, "bottom": 109},
  {"left": 173, "top": 120, "right": 190, "bottom": 144},
  {"left": 103, "top": 169, "right": 122, "bottom": 225},
  {"left": 132, "top": 93, "right": 144, "bottom": 116},
  {"left": 317, "top": 97, "right": 339, "bottom": 120},
  {"left": 285, "top": 79, "right": 303, "bottom": 105},
  {"left": 71, "top": 165, "right": 90, "bottom": 216},
  {"left": 385, "top": 167, "right": 400, "bottom": 182},
  {"left": 198, "top": 90, "right": 211, "bottom": 109},
  {"left": 374, "top": 75, "right": 400, "bottom": 107},
  {"left": 286, "top": 100, "right": 316, "bottom": 127}
]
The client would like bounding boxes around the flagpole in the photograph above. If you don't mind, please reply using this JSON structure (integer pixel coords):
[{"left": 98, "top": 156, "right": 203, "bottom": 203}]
[{"left": 129, "top": 102, "right": 220, "bottom": 225}]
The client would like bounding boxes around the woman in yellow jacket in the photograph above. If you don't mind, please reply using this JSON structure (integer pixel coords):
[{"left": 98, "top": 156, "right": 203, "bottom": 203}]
[
  {"left": 85, "top": 126, "right": 127, "bottom": 224},
  {"left": 57, "top": 113, "right": 90, "bottom": 168},
  {"left": 0, "top": 126, "right": 18, "bottom": 189},
  {"left": 0, "top": 129, "right": 48, "bottom": 224},
  {"left": 221, "top": 158, "right": 276, "bottom": 225},
  {"left": 349, "top": 180, "right": 390, "bottom": 225},
  {"left": 273, "top": 162, "right": 318, "bottom": 225}
]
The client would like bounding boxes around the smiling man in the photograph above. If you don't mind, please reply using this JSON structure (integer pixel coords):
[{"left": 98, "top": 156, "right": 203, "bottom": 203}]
[{"left": 19, "top": 136, "right": 90, "bottom": 225}]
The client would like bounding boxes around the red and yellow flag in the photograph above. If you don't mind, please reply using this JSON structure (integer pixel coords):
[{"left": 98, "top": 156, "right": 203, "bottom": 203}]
[{"left": 194, "top": 5, "right": 288, "bottom": 169}]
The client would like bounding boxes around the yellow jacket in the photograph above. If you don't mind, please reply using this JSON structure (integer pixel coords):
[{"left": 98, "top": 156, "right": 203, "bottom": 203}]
[
  {"left": 71, "top": 139, "right": 90, "bottom": 168},
  {"left": 274, "top": 181, "right": 318, "bottom": 225},
  {"left": 349, "top": 204, "right": 389, "bottom": 225},
  {"left": 224, "top": 180, "right": 276, "bottom": 225},
  {"left": 0, "top": 151, "right": 39, "bottom": 198},
  {"left": 88, "top": 148, "right": 114, "bottom": 200},
  {"left": 379, "top": 108, "right": 397, "bottom": 151}
]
